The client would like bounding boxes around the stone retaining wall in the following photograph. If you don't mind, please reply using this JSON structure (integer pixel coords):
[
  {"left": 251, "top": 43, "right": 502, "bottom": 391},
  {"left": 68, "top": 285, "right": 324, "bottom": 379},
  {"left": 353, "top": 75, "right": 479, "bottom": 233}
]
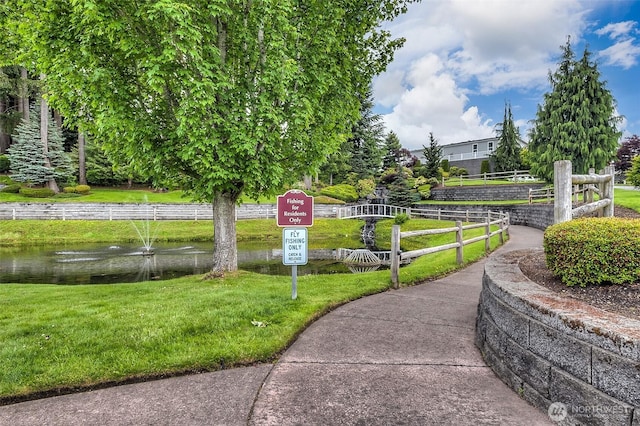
[
  {"left": 421, "top": 204, "right": 554, "bottom": 230},
  {"left": 430, "top": 184, "right": 546, "bottom": 201},
  {"left": 476, "top": 249, "right": 640, "bottom": 425}
]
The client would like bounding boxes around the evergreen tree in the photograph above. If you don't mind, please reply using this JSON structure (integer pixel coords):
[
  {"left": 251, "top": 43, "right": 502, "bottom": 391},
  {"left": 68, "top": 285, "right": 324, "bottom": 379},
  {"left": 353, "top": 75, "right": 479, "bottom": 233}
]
[
  {"left": 615, "top": 134, "right": 640, "bottom": 172},
  {"left": 421, "top": 132, "right": 442, "bottom": 178},
  {"left": 382, "top": 131, "right": 402, "bottom": 170},
  {"left": 7, "top": 105, "right": 73, "bottom": 186},
  {"left": 349, "top": 89, "right": 385, "bottom": 180},
  {"left": 386, "top": 167, "right": 415, "bottom": 207},
  {"left": 492, "top": 102, "right": 521, "bottom": 172},
  {"left": 627, "top": 155, "right": 640, "bottom": 187},
  {"left": 528, "top": 39, "right": 621, "bottom": 182}
]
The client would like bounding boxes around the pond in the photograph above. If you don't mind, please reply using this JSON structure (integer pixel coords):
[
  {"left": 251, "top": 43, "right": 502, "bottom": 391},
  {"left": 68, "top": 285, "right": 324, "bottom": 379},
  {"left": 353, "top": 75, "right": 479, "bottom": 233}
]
[{"left": 0, "top": 241, "right": 382, "bottom": 285}]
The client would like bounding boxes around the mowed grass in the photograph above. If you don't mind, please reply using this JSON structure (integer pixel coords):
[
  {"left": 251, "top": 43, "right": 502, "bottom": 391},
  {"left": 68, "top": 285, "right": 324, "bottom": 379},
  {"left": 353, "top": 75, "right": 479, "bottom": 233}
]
[
  {"left": 0, "top": 217, "right": 504, "bottom": 401},
  {"left": 615, "top": 188, "right": 640, "bottom": 211}
]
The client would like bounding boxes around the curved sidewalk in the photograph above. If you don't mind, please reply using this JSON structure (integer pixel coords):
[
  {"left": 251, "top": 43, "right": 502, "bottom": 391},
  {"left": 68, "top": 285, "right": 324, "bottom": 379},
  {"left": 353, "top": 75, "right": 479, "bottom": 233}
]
[{"left": 0, "top": 226, "right": 553, "bottom": 425}]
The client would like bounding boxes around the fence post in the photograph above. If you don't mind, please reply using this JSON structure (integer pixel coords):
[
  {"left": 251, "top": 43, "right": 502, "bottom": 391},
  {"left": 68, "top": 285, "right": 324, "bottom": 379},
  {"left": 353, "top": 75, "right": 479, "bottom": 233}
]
[
  {"left": 603, "top": 164, "right": 615, "bottom": 217},
  {"left": 484, "top": 218, "right": 490, "bottom": 253},
  {"left": 390, "top": 225, "right": 401, "bottom": 289},
  {"left": 554, "top": 160, "right": 572, "bottom": 224},
  {"left": 12, "top": 208, "right": 15, "bottom": 220},
  {"left": 456, "top": 221, "right": 463, "bottom": 265}
]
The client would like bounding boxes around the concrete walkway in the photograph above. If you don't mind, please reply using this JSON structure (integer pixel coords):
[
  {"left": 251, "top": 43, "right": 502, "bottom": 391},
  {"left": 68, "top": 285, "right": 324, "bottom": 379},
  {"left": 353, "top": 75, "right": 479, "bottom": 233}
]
[{"left": 0, "top": 226, "right": 553, "bottom": 425}]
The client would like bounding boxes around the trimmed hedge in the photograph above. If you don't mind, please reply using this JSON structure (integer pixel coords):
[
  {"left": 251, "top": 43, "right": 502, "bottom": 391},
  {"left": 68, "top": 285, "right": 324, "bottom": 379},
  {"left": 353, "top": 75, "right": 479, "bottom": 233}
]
[
  {"left": 320, "top": 184, "right": 358, "bottom": 203},
  {"left": 544, "top": 218, "right": 640, "bottom": 286},
  {"left": 19, "top": 187, "right": 55, "bottom": 198},
  {"left": 1, "top": 183, "right": 21, "bottom": 193},
  {"left": 63, "top": 185, "right": 91, "bottom": 195}
]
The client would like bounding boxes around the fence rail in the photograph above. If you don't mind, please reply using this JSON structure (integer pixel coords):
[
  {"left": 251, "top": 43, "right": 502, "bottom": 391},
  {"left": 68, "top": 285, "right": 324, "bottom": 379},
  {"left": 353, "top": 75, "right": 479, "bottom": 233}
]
[
  {"left": 444, "top": 170, "right": 537, "bottom": 187},
  {"left": 389, "top": 211, "right": 510, "bottom": 288},
  {"left": 0, "top": 203, "right": 340, "bottom": 221},
  {"left": 337, "top": 204, "right": 411, "bottom": 219},
  {"left": 553, "top": 161, "right": 614, "bottom": 223}
]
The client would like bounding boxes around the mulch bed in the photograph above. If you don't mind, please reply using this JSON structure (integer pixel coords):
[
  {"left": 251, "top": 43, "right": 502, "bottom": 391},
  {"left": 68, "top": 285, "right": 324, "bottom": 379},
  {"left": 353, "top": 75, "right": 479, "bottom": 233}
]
[{"left": 516, "top": 206, "right": 640, "bottom": 321}]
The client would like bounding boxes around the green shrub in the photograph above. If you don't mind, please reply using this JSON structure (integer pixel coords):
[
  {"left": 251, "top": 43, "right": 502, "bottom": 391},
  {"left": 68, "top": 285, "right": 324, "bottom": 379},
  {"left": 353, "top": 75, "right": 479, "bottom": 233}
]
[
  {"left": 75, "top": 184, "right": 91, "bottom": 194},
  {"left": 0, "top": 175, "right": 16, "bottom": 185},
  {"left": 417, "top": 184, "right": 431, "bottom": 200},
  {"left": 19, "top": 187, "right": 55, "bottom": 198},
  {"left": 63, "top": 186, "right": 78, "bottom": 193},
  {"left": 0, "top": 155, "right": 10, "bottom": 173},
  {"left": 544, "top": 218, "right": 640, "bottom": 286},
  {"left": 394, "top": 213, "right": 409, "bottom": 225},
  {"left": 440, "top": 159, "right": 450, "bottom": 172},
  {"left": 480, "top": 160, "right": 491, "bottom": 174},
  {"left": 320, "top": 184, "right": 358, "bottom": 203},
  {"left": 313, "top": 195, "right": 345, "bottom": 204},
  {"left": 1, "top": 183, "right": 21, "bottom": 193}
]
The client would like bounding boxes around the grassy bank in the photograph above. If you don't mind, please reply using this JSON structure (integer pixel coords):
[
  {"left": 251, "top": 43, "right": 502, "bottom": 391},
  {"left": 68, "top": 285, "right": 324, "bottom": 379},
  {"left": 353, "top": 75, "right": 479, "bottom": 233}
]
[{"left": 0, "top": 217, "right": 503, "bottom": 402}]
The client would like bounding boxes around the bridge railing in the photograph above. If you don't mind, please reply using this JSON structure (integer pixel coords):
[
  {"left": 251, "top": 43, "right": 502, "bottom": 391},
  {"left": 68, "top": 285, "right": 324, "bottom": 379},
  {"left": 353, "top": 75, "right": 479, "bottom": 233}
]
[{"left": 337, "top": 204, "right": 411, "bottom": 219}]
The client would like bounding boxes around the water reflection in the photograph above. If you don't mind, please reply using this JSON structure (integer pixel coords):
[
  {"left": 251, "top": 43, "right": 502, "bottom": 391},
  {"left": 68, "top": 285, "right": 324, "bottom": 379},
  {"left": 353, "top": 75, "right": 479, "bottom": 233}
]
[{"left": 0, "top": 242, "right": 366, "bottom": 284}]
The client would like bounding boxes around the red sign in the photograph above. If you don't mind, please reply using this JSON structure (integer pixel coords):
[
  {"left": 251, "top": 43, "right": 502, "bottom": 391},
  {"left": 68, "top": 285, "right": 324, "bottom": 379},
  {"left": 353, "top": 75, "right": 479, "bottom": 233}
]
[{"left": 277, "top": 190, "right": 314, "bottom": 227}]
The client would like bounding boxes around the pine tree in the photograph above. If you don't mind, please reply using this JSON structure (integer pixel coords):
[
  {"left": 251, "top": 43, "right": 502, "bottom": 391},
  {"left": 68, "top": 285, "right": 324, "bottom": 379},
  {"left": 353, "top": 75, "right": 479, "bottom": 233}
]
[
  {"left": 528, "top": 39, "right": 621, "bottom": 182},
  {"left": 421, "top": 132, "right": 442, "bottom": 179},
  {"left": 382, "top": 131, "right": 402, "bottom": 171},
  {"left": 492, "top": 102, "right": 521, "bottom": 172},
  {"left": 7, "top": 105, "right": 73, "bottom": 186},
  {"left": 349, "top": 90, "right": 385, "bottom": 180}
]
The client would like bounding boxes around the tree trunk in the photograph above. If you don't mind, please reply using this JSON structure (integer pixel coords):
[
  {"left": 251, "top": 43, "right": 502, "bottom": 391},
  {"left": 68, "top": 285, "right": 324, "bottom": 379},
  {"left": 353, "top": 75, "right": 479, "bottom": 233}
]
[
  {"left": 0, "top": 97, "right": 8, "bottom": 153},
  {"left": 19, "top": 67, "right": 29, "bottom": 121},
  {"left": 40, "top": 95, "right": 60, "bottom": 193},
  {"left": 211, "top": 190, "right": 238, "bottom": 273},
  {"left": 78, "top": 132, "right": 87, "bottom": 185}
]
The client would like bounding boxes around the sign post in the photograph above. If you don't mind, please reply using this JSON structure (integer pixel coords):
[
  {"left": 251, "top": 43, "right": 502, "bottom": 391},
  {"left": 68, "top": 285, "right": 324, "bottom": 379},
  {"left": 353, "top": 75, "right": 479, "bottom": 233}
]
[{"left": 277, "top": 190, "right": 314, "bottom": 299}]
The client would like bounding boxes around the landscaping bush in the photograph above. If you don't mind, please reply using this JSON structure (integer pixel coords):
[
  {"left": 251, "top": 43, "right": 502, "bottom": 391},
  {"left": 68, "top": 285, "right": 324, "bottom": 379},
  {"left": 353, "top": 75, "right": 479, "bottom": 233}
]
[
  {"left": 0, "top": 175, "right": 16, "bottom": 185},
  {"left": 544, "top": 218, "right": 640, "bottom": 286},
  {"left": 394, "top": 213, "right": 409, "bottom": 225},
  {"left": 0, "top": 154, "right": 10, "bottom": 173},
  {"left": 62, "top": 185, "right": 90, "bottom": 195},
  {"left": 320, "top": 184, "right": 358, "bottom": 203},
  {"left": 417, "top": 184, "right": 431, "bottom": 200},
  {"left": 480, "top": 160, "right": 491, "bottom": 174},
  {"left": 19, "top": 187, "right": 55, "bottom": 198},
  {"left": 1, "top": 183, "right": 21, "bottom": 193}
]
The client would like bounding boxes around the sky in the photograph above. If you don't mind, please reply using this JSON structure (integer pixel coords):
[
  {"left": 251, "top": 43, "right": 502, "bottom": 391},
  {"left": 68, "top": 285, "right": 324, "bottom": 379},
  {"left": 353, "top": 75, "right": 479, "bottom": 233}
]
[{"left": 373, "top": 0, "right": 640, "bottom": 150}]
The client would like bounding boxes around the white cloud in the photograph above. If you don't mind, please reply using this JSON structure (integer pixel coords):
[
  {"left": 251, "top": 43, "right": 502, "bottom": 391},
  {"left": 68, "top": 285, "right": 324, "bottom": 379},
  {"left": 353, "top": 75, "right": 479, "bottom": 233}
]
[
  {"left": 595, "top": 21, "right": 636, "bottom": 40},
  {"left": 594, "top": 21, "right": 640, "bottom": 69},
  {"left": 598, "top": 38, "right": 640, "bottom": 69},
  {"left": 373, "top": 0, "right": 589, "bottom": 150}
]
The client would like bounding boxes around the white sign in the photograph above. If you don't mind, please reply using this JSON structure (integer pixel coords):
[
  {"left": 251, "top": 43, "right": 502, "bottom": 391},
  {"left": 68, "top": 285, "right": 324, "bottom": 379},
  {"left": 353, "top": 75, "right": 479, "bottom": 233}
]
[{"left": 282, "top": 228, "right": 308, "bottom": 265}]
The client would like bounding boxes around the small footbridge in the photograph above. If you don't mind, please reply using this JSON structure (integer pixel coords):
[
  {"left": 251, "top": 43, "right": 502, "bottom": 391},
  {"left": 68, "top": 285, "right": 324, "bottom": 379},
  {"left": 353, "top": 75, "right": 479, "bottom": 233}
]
[{"left": 336, "top": 204, "right": 411, "bottom": 219}]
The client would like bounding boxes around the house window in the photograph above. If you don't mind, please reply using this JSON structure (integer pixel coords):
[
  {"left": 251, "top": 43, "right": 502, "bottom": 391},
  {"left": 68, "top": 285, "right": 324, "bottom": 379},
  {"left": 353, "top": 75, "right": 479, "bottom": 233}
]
[
  {"left": 472, "top": 144, "right": 478, "bottom": 156},
  {"left": 488, "top": 142, "right": 494, "bottom": 152}
]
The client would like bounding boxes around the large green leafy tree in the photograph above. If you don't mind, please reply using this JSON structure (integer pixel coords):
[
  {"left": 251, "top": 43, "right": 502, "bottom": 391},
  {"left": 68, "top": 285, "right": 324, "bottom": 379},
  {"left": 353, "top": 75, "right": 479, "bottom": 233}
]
[
  {"left": 528, "top": 39, "right": 621, "bottom": 182},
  {"left": 492, "top": 102, "right": 521, "bottom": 172},
  {"left": 8, "top": 0, "right": 414, "bottom": 272}
]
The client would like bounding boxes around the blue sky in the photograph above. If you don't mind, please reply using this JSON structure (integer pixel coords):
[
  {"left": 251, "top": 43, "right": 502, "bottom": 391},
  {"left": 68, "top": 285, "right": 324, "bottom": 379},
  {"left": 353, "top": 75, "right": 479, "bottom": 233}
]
[{"left": 373, "top": 0, "right": 640, "bottom": 150}]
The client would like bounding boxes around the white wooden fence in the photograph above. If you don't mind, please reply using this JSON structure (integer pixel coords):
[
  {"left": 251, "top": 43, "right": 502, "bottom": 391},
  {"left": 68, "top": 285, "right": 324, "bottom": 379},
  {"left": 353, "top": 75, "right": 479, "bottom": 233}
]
[{"left": 389, "top": 211, "right": 510, "bottom": 288}]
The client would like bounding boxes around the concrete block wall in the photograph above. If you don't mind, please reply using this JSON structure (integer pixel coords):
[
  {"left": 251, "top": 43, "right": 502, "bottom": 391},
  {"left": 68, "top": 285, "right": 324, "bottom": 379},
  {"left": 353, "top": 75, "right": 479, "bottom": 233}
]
[
  {"left": 430, "top": 184, "right": 547, "bottom": 202},
  {"left": 476, "top": 249, "right": 640, "bottom": 425}
]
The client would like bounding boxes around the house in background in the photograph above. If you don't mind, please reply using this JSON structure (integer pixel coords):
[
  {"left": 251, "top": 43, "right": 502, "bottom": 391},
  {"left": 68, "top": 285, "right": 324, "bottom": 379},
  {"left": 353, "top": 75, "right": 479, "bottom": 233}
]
[{"left": 410, "top": 136, "right": 527, "bottom": 175}]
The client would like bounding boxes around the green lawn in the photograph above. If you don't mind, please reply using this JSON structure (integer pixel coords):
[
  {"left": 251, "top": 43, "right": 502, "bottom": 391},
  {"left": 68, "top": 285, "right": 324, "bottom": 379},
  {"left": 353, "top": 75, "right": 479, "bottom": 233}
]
[
  {"left": 0, "top": 217, "right": 502, "bottom": 401},
  {"left": 615, "top": 188, "right": 640, "bottom": 211}
]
